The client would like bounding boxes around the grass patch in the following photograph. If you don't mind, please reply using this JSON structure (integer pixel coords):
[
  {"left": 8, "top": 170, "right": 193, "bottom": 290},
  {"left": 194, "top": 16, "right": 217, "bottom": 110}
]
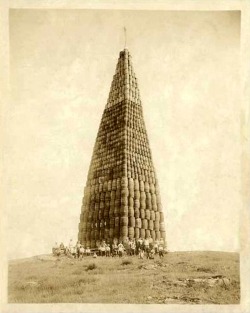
[
  {"left": 86, "top": 263, "right": 97, "bottom": 271},
  {"left": 121, "top": 259, "right": 133, "bottom": 266}
]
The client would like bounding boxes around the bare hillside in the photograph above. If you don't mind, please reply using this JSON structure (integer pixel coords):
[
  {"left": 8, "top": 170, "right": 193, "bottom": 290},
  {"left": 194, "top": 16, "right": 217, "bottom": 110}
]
[{"left": 8, "top": 251, "right": 240, "bottom": 304}]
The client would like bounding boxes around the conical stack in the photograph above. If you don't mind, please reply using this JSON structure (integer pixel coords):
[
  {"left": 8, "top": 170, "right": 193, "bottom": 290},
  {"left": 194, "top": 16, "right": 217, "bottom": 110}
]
[{"left": 78, "top": 49, "right": 166, "bottom": 248}]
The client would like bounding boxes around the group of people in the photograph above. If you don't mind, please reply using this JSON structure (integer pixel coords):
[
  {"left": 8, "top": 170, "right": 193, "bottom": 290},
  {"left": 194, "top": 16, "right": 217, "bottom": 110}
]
[
  {"left": 52, "top": 236, "right": 166, "bottom": 260},
  {"left": 52, "top": 240, "right": 91, "bottom": 259},
  {"left": 97, "top": 237, "right": 166, "bottom": 259}
]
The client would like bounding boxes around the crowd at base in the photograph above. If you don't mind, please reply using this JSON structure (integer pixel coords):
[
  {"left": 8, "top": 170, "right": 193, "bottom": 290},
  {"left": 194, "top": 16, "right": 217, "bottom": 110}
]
[{"left": 52, "top": 237, "right": 167, "bottom": 259}]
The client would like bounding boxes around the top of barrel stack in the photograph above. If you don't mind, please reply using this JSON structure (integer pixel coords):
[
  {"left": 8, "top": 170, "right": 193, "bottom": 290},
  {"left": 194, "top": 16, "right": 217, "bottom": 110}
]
[{"left": 119, "top": 48, "right": 131, "bottom": 58}]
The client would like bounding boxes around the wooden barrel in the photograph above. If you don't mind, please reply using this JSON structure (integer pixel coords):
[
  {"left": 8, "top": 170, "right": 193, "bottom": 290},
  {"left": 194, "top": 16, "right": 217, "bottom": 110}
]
[
  {"left": 142, "top": 219, "right": 148, "bottom": 229},
  {"left": 121, "top": 226, "right": 128, "bottom": 237},
  {"left": 105, "top": 228, "right": 109, "bottom": 239},
  {"left": 144, "top": 182, "right": 149, "bottom": 192},
  {"left": 134, "top": 208, "right": 140, "bottom": 219},
  {"left": 150, "top": 211, "right": 155, "bottom": 221},
  {"left": 116, "top": 189, "right": 121, "bottom": 198},
  {"left": 128, "top": 196, "right": 134, "bottom": 207},
  {"left": 120, "top": 205, "right": 128, "bottom": 216},
  {"left": 140, "top": 208, "right": 145, "bottom": 219},
  {"left": 135, "top": 218, "right": 142, "bottom": 228},
  {"left": 156, "top": 193, "right": 161, "bottom": 203},
  {"left": 155, "top": 230, "right": 161, "bottom": 240},
  {"left": 98, "top": 210, "right": 104, "bottom": 220},
  {"left": 114, "top": 207, "right": 119, "bottom": 217},
  {"left": 120, "top": 216, "right": 128, "bottom": 226},
  {"left": 160, "top": 231, "right": 166, "bottom": 240},
  {"left": 128, "top": 178, "right": 134, "bottom": 190},
  {"left": 98, "top": 184, "right": 103, "bottom": 193},
  {"left": 134, "top": 199, "right": 140, "bottom": 209},
  {"left": 115, "top": 198, "right": 121, "bottom": 207},
  {"left": 128, "top": 227, "right": 134, "bottom": 239},
  {"left": 111, "top": 191, "right": 116, "bottom": 200},
  {"left": 155, "top": 212, "right": 160, "bottom": 221},
  {"left": 140, "top": 191, "right": 146, "bottom": 201},
  {"left": 107, "top": 180, "right": 112, "bottom": 191},
  {"left": 152, "top": 203, "right": 158, "bottom": 211},
  {"left": 115, "top": 217, "right": 120, "bottom": 227},
  {"left": 140, "top": 228, "right": 145, "bottom": 239},
  {"left": 134, "top": 179, "right": 139, "bottom": 190},
  {"left": 104, "top": 209, "right": 109, "bottom": 218},
  {"left": 111, "top": 179, "right": 117, "bottom": 190},
  {"left": 121, "top": 177, "right": 128, "bottom": 187},
  {"left": 121, "top": 188, "right": 129, "bottom": 197},
  {"left": 109, "top": 207, "right": 114, "bottom": 218},
  {"left": 150, "top": 230, "right": 156, "bottom": 241},
  {"left": 129, "top": 188, "right": 134, "bottom": 198},
  {"left": 109, "top": 228, "right": 114, "bottom": 238},
  {"left": 150, "top": 183, "right": 155, "bottom": 193},
  {"left": 134, "top": 190, "right": 140, "bottom": 200},
  {"left": 160, "top": 212, "right": 164, "bottom": 222},
  {"left": 145, "top": 209, "right": 150, "bottom": 220},
  {"left": 116, "top": 178, "right": 121, "bottom": 189},
  {"left": 103, "top": 181, "right": 108, "bottom": 192},
  {"left": 145, "top": 229, "right": 151, "bottom": 238},
  {"left": 114, "top": 227, "right": 119, "bottom": 238},
  {"left": 139, "top": 180, "right": 144, "bottom": 191},
  {"left": 121, "top": 196, "right": 128, "bottom": 206},
  {"left": 129, "top": 216, "right": 135, "bottom": 227},
  {"left": 110, "top": 217, "right": 115, "bottom": 227},
  {"left": 140, "top": 198, "right": 146, "bottom": 208},
  {"left": 160, "top": 222, "right": 165, "bottom": 232},
  {"left": 149, "top": 220, "right": 154, "bottom": 230},
  {"left": 135, "top": 227, "right": 140, "bottom": 239},
  {"left": 151, "top": 193, "right": 157, "bottom": 205},
  {"left": 99, "top": 228, "right": 104, "bottom": 239},
  {"left": 128, "top": 207, "right": 134, "bottom": 217}
]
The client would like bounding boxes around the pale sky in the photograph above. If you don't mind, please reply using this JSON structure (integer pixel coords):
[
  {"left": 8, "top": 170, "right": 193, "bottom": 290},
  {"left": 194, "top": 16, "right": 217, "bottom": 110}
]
[{"left": 6, "top": 9, "right": 240, "bottom": 259}]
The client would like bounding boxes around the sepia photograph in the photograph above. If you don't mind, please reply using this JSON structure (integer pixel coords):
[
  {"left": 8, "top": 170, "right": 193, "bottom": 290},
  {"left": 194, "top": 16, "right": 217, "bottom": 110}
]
[{"left": 1, "top": 1, "right": 249, "bottom": 311}]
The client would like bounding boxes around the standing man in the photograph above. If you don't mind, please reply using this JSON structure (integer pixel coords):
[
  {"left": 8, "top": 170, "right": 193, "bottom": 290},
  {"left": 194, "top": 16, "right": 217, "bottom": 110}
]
[
  {"left": 76, "top": 241, "right": 81, "bottom": 259},
  {"left": 118, "top": 242, "right": 125, "bottom": 257}
]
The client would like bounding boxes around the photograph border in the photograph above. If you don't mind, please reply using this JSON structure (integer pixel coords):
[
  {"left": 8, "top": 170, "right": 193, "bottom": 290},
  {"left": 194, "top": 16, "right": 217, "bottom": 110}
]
[{"left": 1, "top": 1, "right": 249, "bottom": 312}]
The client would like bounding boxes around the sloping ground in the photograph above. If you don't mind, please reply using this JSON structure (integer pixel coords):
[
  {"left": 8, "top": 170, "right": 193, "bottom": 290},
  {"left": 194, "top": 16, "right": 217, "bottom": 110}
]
[{"left": 8, "top": 251, "right": 240, "bottom": 304}]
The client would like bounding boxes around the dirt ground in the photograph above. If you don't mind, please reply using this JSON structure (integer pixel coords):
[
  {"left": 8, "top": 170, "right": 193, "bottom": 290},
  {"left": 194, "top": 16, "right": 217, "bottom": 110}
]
[{"left": 8, "top": 251, "right": 240, "bottom": 304}]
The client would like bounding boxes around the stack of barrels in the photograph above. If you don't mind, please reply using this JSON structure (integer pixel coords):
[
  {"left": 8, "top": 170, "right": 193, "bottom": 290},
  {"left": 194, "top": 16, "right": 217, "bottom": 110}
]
[{"left": 78, "top": 48, "right": 166, "bottom": 248}]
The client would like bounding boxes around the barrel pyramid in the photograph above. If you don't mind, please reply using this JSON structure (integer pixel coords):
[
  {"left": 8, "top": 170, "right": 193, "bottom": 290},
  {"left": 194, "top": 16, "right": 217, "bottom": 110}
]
[{"left": 78, "top": 48, "right": 166, "bottom": 248}]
